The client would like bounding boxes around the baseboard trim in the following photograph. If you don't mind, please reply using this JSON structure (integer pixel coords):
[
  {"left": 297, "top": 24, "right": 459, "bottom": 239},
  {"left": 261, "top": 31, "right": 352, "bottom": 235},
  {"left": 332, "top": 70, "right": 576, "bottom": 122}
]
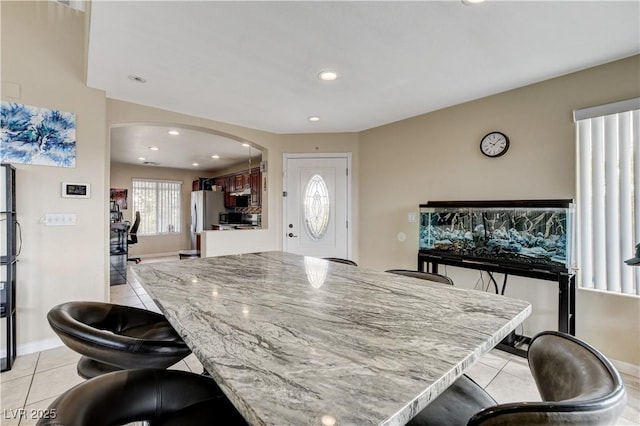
[
  {"left": 611, "top": 358, "right": 640, "bottom": 378},
  {"left": 139, "top": 252, "right": 179, "bottom": 259},
  {"left": 16, "top": 337, "right": 64, "bottom": 356}
]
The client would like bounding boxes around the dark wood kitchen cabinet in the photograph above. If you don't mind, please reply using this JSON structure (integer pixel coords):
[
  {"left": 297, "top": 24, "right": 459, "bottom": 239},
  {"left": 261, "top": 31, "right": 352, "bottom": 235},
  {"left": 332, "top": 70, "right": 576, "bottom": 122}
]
[
  {"left": 223, "top": 176, "right": 235, "bottom": 208},
  {"left": 213, "top": 177, "right": 226, "bottom": 191},
  {"left": 212, "top": 168, "right": 261, "bottom": 208},
  {"left": 250, "top": 170, "right": 261, "bottom": 206},
  {"left": 234, "top": 174, "right": 245, "bottom": 191}
]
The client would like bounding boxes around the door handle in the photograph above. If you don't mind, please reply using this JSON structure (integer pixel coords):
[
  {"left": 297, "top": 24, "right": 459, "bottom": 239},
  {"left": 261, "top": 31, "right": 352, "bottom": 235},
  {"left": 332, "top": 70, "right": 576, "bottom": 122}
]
[{"left": 288, "top": 233, "right": 298, "bottom": 238}]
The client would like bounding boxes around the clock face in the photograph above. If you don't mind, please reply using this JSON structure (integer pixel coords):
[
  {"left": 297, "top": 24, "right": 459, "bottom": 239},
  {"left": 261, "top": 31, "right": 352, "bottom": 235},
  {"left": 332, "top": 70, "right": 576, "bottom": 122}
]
[{"left": 480, "top": 132, "right": 509, "bottom": 158}]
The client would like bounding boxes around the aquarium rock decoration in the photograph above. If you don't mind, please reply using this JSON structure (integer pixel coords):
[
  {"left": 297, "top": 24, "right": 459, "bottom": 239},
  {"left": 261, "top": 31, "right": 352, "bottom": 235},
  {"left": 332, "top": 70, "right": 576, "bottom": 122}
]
[
  {"left": 0, "top": 101, "right": 76, "bottom": 167},
  {"left": 421, "top": 209, "right": 568, "bottom": 268}
]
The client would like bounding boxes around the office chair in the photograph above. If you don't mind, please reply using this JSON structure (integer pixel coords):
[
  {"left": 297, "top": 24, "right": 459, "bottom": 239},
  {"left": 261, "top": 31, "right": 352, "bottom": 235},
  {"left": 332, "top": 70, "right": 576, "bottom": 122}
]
[
  {"left": 127, "top": 211, "right": 141, "bottom": 264},
  {"left": 407, "top": 331, "right": 627, "bottom": 426},
  {"left": 385, "top": 269, "right": 454, "bottom": 285}
]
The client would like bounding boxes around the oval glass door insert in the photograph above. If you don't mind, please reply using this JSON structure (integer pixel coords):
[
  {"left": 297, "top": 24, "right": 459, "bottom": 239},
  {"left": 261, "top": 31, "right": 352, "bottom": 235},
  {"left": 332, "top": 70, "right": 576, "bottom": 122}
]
[{"left": 303, "top": 174, "right": 330, "bottom": 240}]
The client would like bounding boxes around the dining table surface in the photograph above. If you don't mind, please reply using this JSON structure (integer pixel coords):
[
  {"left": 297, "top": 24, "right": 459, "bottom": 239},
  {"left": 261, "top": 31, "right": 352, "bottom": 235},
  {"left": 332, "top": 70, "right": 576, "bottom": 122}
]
[{"left": 131, "top": 251, "right": 531, "bottom": 426}]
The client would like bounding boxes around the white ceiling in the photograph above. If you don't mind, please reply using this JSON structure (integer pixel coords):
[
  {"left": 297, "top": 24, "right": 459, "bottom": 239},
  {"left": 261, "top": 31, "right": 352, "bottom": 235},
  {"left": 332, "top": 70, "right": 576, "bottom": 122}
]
[
  {"left": 110, "top": 125, "right": 262, "bottom": 171},
  {"left": 90, "top": 1, "right": 639, "bottom": 168}
]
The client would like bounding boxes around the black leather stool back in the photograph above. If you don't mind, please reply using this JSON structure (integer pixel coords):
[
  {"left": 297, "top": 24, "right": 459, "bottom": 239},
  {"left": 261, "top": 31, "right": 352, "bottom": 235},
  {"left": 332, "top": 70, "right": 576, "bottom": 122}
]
[
  {"left": 36, "top": 369, "right": 248, "bottom": 426},
  {"left": 48, "top": 302, "right": 191, "bottom": 378}
]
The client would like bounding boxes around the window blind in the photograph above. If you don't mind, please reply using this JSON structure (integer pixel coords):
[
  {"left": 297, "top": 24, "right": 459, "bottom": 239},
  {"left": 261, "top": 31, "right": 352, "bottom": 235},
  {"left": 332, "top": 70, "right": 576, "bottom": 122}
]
[
  {"left": 131, "top": 179, "right": 182, "bottom": 235},
  {"left": 575, "top": 99, "right": 640, "bottom": 295}
]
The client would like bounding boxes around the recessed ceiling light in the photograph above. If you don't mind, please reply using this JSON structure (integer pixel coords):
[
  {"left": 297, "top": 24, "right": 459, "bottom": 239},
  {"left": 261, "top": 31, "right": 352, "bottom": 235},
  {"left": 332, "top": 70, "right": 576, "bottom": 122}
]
[
  {"left": 318, "top": 70, "right": 338, "bottom": 81},
  {"left": 137, "top": 157, "right": 146, "bottom": 161},
  {"left": 242, "top": 143, "right": 250, "bottom": 147},
  {"left": 211, "top": 155, "right": 220, "bottom": 159},
  {"left": 128, "top": 74, "right": 147, "bottom": 83},
  {"left": 308, "top": 116, "right": 321, "bottom": 122},
  {"left": 168, "top": 130, "right": 180, "bottom": 136},
  {"left": 192, "top": 162, "right": 199, "bottom": 167},
  {"left": 149, "top": 146, "right": 159, "bottom": 151},
  {"left": 462, "top": 0, "right": 485, "bottom": 4}
]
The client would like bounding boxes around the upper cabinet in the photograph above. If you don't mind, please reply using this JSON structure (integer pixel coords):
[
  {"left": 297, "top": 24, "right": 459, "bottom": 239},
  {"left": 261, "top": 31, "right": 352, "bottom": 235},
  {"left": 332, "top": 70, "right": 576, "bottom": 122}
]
[
  {"left": 250, "top": 170, "right": 261, "bottom": 206},
  {"left": 210, "top": 168, "right": 261, "bottom": 208},
  {"left": 235, "top": 174, "right": 245, "bottom": 191}
]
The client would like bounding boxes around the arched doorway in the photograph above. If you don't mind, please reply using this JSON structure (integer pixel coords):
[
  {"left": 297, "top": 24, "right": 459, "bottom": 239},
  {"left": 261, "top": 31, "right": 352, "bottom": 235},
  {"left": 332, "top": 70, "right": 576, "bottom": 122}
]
[{"left": 108, "top": 122, "right": 265, "bottom": 284}]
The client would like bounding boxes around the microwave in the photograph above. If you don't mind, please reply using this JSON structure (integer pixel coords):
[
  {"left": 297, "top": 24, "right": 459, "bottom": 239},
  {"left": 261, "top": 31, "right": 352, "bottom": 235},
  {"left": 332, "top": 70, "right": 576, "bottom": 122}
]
[
  {"left": 219, "top": 212, "right": 243, "bottom": 224},
  {"left": 234, "top": 195, "right": 249, "bottom": 207}
]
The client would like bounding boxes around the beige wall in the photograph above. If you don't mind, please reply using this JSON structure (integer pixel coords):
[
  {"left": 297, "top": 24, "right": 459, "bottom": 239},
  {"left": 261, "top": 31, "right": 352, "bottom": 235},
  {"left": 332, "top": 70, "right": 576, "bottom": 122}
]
[
  {"left": 3, "top": 1, "right": 638, "bottom": 368},
  {"left": 106, "top": 99, "right": 280, "bottom": 250},
  {"left": 110, "top": 162, "right": 202, "bottom": 256},
  {"left": 358, "top": 55, "right": 640, "bottom": 366},
  {"left": 278, "top": 133, "right": 360, "bottom": 261},
  {"left": 106, "top": 101, "right": 361, "bottom": 261},
  {"left": 1, "top": 2, "right": 108, "bottom": 350}
]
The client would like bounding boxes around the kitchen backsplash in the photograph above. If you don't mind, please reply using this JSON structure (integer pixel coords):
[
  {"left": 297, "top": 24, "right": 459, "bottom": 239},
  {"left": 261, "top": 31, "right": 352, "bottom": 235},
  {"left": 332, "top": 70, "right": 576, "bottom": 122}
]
[{"left": 233, "top": 206, "right": 262, "bottom": 214}]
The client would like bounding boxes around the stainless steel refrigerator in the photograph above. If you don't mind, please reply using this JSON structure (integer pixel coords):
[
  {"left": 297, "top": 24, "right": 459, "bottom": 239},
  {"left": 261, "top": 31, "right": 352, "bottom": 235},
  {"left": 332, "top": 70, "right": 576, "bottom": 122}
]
[{"left": 190, "top": 191, "right": 225, "bottom": 249}]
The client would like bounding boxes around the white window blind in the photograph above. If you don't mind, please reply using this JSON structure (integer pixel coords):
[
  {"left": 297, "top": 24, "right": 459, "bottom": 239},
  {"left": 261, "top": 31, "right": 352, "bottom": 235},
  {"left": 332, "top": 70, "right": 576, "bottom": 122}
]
[
  {"left": 132, "top": 179, "right": 182, "bottom": 236},
  {"left": 575, "top": 98, "right": 640, "bottom": 295}
]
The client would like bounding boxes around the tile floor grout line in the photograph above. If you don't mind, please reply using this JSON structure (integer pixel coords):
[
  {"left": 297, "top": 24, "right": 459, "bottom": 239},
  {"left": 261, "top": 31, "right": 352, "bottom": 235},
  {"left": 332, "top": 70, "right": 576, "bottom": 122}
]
[
  {"left": 482, "top": 354, "right": 514, "bottom": 391},
  {"left": 18, "top": 351, "right": 41, "bottom": 423}
]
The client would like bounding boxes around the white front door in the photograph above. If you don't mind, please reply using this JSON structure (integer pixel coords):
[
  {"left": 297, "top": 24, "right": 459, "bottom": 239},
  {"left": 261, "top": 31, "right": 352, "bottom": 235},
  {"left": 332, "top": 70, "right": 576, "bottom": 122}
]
[{"left": 283, "top": 153, "right": 351, "bottom": 259}]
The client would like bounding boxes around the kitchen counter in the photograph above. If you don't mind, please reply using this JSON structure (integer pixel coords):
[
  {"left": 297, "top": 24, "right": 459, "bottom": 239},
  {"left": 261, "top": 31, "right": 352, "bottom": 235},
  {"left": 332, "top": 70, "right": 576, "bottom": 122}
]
[
  {"left": 197, "top": 228, "right": 274, "bottom": 258},
  {"left": 212, "top": 224, "right": 261, "bottom": 230}
]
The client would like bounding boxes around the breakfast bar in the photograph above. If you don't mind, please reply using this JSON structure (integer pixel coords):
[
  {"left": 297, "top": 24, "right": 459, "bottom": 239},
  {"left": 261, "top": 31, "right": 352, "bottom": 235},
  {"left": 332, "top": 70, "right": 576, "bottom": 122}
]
[{"left": 131, "top": 251, "right": 531, "bottom": 426}]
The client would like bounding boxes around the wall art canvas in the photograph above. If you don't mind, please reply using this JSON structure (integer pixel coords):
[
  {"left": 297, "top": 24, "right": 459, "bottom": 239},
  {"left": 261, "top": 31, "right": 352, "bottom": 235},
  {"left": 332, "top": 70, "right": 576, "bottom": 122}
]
[
  {"left": 110, "top": 188, "right": 128, "bottom": 210},
  {"left": 0, "top": 101, "right": 76, "bottom": 167}
]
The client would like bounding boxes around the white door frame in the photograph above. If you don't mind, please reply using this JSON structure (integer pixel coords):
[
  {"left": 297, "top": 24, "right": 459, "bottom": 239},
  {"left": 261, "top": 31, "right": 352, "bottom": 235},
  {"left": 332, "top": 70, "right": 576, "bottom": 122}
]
[{"left": 282, "top": 152, "right": 353, "bottom": 259}]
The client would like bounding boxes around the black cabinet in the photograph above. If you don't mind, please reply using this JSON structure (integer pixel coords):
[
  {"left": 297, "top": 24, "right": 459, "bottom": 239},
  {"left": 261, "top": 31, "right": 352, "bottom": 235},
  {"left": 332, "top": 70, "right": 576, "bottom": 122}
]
[{"left": 1, "top": 164, "right": 17, "bottom": 371}]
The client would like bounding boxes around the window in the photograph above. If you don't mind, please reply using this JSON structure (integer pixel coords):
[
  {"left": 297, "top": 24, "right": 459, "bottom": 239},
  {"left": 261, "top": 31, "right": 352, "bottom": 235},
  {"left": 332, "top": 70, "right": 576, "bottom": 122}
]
[
  {"left": 575, "top": 98, "right": 640, "bottom": 295},
  {"left": 131, "top": 179, "right": 182, "bottom": 236},
  {"left": 303, "top": 174, "right": 330, "bottom": 240}
]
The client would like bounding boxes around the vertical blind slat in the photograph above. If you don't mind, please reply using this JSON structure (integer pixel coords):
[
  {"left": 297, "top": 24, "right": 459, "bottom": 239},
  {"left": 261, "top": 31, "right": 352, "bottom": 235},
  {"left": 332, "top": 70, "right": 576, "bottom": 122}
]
[
  {"left": 604, "top": 115, "right": 621, "bottom": 292},
  {"left": 578, "top": 120, "right": 594, "bottom": 289},
  {"left": 634, "top": 110, "right": 640, "bottom": 294},
  {"left": 577, "top": 108, "right": 638, "bottom": 295},
  {"left": 619, "top": 111, "right": 634, "bottom": 294},
  {"left": 591, "top": 117, "right": 608, "bottom": 290}
]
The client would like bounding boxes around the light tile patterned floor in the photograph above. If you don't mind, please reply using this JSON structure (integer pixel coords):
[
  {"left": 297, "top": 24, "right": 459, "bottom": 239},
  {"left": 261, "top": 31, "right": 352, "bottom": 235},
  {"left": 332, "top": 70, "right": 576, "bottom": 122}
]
[{"left": 1, "top": 256, "right": 639, "bottom": 425}]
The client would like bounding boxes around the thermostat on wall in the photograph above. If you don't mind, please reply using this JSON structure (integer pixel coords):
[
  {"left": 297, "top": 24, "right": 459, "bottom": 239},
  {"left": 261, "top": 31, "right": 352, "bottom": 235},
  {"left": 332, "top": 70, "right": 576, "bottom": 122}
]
[{"left": 61, "top": 182, "right": 91, "bottom": 198}]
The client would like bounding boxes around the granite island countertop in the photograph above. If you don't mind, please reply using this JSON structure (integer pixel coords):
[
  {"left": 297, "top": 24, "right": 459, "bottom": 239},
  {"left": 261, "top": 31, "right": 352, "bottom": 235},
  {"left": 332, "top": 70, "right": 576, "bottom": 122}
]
[{"left": 131, "top": 251, "right": 531, "bottom": 426}]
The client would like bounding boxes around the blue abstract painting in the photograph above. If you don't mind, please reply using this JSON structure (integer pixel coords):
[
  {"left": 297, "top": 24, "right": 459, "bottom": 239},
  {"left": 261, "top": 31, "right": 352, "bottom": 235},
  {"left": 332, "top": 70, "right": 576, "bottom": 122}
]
[{"left": 0, "top": 102, "right": 76, "bottom": 167}]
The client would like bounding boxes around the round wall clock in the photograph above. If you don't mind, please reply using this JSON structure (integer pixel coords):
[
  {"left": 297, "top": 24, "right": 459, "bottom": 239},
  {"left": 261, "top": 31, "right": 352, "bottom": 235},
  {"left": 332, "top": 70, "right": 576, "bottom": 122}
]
[{"left": 480, "top": 131, "right": 510, "bottom": 158}]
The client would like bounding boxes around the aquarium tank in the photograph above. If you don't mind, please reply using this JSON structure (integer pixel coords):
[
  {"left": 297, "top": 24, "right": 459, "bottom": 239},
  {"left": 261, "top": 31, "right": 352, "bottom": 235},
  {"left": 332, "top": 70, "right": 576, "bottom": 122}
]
[{"left": 419, "top": 200, "right": 575, "bottom": 273}]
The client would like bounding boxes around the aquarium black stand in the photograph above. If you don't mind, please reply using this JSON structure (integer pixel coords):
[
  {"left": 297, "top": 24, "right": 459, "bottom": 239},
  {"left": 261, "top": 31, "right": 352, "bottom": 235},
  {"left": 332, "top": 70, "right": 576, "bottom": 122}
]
[{"left": 418, "top": 252, "right": 575, "bottom": 358}]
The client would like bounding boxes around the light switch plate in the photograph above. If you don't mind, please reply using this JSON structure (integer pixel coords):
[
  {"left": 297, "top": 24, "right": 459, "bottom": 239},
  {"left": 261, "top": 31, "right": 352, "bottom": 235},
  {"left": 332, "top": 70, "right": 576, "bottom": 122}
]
[
  {"left": 44, "top": 213, "right": 77, "bottom": 226},
  {"left": 408, "top": 212, "right": 417, "bottom": 223}
]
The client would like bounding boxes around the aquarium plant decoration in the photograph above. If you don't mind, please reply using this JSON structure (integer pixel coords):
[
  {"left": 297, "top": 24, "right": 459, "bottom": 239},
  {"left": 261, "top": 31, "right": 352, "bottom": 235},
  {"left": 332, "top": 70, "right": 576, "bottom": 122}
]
[{"left": 0, "top": 101, "right": 76, "bottom": 168}]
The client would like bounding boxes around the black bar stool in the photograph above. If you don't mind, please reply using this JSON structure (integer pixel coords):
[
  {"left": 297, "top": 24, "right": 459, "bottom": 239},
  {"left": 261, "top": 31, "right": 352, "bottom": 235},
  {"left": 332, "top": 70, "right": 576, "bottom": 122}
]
[
  {"left": 47, "top": 301, "right": 192, "bottom": 379},
  {"left": 36, "top": 369, "right": 248, "bottom": 426}
]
